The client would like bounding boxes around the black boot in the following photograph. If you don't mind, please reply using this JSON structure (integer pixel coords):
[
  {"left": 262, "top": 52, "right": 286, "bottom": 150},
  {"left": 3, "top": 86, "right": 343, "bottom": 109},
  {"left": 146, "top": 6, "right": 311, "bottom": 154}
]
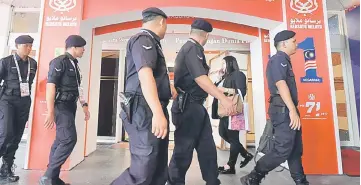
[
  {"left": 218, "top": 165, "right": 236, "bottom": 174},
  {"left": 295, "top": 176, "right": 310, "bottom": 185},
  {"left": 0, "top": 160, "right": 20, "bottom": 183},
  {"left": 240, "top": 153, "right": 254, "bottom": 168},
  {"left": 52, "top": 177, "right": 71, "bottom": 185},
  {"left": 240, "top": 170, "right": 264, "bottom": 185}
]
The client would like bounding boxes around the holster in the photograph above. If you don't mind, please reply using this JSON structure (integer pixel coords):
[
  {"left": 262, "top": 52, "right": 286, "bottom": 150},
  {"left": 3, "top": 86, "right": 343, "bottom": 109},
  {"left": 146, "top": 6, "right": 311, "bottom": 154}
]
[
  {"left": 55, "top": 92, "right": 78, "bottom": 103},
  {"left": 119, "top": 92, "right": 135, "bottom": 123},
  {"left": 176, "top": 87, "right": 189, "bottom": 113}
]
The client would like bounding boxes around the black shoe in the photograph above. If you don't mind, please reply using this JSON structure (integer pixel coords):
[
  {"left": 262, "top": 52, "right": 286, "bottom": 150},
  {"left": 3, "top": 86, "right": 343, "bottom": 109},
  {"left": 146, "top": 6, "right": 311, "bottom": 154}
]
[
  {"left": 52, "top": 177, "right": 71, "bottom": 185},
  {"left": 240, "top": 171, "right": 264, "bottom": 185},
  {"left": 240, "top": 153, "right": 254, "bottom": 168},
  {"left": 295, "top": 177, "right": 310, "bottom": 185},
  {"left": 39, "top": 176, "right": 53, "bottom": 185},
  {"left": 218, "top": 166, "right": 236, "bottom": 174},
  {"left": 0, "top": 161, "right": 19, "bottom": 183}
]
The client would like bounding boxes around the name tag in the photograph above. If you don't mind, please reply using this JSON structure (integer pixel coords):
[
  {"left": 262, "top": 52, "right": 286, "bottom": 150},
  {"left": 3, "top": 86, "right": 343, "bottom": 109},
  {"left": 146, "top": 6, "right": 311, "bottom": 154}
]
[{"left": 20, "top": 83, "right": 30, "bottom": 97}]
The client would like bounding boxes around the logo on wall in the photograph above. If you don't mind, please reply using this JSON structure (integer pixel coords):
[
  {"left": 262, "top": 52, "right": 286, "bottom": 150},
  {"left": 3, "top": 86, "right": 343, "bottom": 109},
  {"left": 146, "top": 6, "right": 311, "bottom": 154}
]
[
  {"left": 298, "top": 37, "right": 323, "bottom": 83},
  {"left": 49, "top": 0, "right": 76, "bottom": 13},
  {"left": 290, "top": 0, "right": 319, "bottom": 15}
]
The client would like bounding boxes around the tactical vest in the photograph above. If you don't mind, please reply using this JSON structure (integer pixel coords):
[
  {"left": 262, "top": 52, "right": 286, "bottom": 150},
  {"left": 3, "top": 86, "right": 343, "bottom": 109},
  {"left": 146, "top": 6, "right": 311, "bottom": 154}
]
[
  {"left": 55, "top": 56, "right": 80, "bottom": 102},
  {"left": 4, "top": 59, "right": 36, "bottom": 96}
]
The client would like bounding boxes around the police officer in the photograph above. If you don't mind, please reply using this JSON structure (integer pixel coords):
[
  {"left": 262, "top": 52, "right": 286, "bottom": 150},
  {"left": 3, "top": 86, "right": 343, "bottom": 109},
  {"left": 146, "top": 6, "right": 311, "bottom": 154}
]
[
  {"left": 39, "top": 35, "right": 90, "bottom": 185},
  {"left": 110, "top": 7, "right": 177, "bottom": 185},
  {"left": 0, "top": 35, "right": 37, "bottom": 183},
  {"left": 240, "top": 30, "right": 309, "bottom": 185},
  {"left": 167, "top": 19, "right": 235, "bottom": 185}
]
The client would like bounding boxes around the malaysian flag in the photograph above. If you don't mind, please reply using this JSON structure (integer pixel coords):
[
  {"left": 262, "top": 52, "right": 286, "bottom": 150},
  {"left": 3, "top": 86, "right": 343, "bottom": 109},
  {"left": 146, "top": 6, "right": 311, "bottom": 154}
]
[{"left": 298, "top": 37, "right": 323, "bottom": 83}]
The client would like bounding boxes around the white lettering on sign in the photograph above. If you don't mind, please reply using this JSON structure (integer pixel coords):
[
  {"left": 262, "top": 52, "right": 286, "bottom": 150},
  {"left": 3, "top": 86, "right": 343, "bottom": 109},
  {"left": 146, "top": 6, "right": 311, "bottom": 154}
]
[
  {"left": 45, "top": 16, "right": 78, "bottom": 27},
  {"left": 289, "top": 18, "right": 323, "bottom": 30}
]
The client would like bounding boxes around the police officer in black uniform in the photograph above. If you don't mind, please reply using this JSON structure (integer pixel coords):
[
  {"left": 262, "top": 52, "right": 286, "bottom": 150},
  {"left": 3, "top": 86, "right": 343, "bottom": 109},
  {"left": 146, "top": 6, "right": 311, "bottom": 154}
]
[
  {"left": 111, "top": 7, "right": 177, "bottom": 185},
  {"left": 0, "top": 35, "right": 37, "bottom": 183},
  {"left": 167, "top": 19, "right": 236, "bottom": 185},
  {"left": 39, "top": 35, "right": 90, "bottom": 185},
  {"left": 240, "top": 30, "right": 309, "bottom": 185}
]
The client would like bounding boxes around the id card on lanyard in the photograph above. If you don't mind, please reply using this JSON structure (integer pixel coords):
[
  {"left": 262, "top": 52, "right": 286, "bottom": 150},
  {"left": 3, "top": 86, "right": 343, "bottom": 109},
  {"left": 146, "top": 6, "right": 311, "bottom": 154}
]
[
  {"left": 69, "top": 59, "right": 85, "bottom": 103},
  {"left": 13, "top": 54, "right": 30, "bottom": 97}
]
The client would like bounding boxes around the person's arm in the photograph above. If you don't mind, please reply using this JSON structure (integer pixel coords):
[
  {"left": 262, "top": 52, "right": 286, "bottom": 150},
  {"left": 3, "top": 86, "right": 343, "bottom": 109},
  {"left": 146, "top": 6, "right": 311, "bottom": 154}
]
[
  {"left": 185, "top": 47, "right": 235, "bottom": 115},
  {"left": 269, "top": 60, "right": 296, "bottom": 112},
  {"left": 132, "top": 36, "right": 164, "bottom": 116},
  {"left": 44, "top": 58, "right": 64, "bottom": 129},
  {"left": 269, "top": 58, "right": 300, "bottom": 130},
  {"left": 46, "top": 59, "right": 64, "bottom": 114},
  {"left": 132, "top": 36, "right": 167, "bottom": 138}
]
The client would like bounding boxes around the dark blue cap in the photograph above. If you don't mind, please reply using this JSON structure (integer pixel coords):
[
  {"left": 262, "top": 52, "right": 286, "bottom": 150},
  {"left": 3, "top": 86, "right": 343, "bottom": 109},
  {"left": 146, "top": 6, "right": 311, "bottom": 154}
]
[
  {"left": 15, "top": 35, "right": 34, "bottom": 44},
  {"left": 142, "top": 7, "right": 167, "bottom": 19},
  {"left": 65, "top": 35, "right": 86, "bottom": 48},
  {"left": 191, "top": 18, "right": 213, "bottom": 33},
  {"left": 274, "top": 30, "right": 296, "bottom": 46}
]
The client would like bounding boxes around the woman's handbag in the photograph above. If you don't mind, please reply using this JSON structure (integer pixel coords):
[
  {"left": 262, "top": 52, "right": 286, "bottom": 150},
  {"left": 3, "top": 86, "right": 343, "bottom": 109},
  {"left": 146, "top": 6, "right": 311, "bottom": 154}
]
[{"left": 217, "top": 89, "right": 244, "bottom": 118}]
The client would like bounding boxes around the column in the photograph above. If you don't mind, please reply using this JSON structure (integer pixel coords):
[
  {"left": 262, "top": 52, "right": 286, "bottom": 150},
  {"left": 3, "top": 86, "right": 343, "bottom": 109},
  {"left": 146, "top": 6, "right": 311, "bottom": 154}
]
[
  {"left": 26, "top": 0, "right": 84, "bottom": 170},
  {"left": 268, "top": 0, "right": 342, "bottom": 174}
]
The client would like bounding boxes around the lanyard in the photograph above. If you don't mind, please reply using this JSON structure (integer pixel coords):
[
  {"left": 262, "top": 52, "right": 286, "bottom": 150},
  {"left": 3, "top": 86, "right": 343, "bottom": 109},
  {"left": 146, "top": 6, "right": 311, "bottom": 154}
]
[
  {"left": 13, "top": 54, "right": 30, "bottom": 83},
  {"left": 69, "top": 59, "right": 81, "bottom": 87}
]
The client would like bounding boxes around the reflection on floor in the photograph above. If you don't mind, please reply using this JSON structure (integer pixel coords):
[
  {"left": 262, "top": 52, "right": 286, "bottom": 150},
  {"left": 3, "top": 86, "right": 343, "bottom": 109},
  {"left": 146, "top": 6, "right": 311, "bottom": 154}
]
[{"left": 5, "top": 143, "right": 360, "bottom": 185}]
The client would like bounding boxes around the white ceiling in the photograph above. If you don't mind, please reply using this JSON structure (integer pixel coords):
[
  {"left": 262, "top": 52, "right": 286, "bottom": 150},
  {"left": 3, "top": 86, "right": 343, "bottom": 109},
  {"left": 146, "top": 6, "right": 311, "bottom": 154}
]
[{"left": 0, "top": 0, "right": 359, "bottom": 12}]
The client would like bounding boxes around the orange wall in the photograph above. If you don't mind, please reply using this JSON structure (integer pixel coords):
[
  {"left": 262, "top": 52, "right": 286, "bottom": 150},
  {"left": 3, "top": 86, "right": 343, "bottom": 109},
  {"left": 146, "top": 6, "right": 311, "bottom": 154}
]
[
  {"left": 82, "top": 0, "right": 283, "bottom": 21},
  {"left": 261, "top": 29, "right": 271, "bottom": 119}
]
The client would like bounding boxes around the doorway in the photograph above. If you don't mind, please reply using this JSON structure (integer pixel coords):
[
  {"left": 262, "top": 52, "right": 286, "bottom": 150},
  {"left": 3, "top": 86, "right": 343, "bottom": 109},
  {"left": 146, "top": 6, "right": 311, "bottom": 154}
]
[{"left": 97, "top": 50, "right": 120, "bottom": 142}]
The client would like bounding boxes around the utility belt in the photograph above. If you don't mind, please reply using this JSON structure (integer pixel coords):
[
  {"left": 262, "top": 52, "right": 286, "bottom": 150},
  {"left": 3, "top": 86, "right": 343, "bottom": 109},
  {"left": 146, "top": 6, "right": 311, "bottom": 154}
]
[
  {"left": 55, "top": 91, "right": 78, "bottom": 103},
  {"left": 119, "top": 92, "right": 169, "bottom": 123},
  {"left": 268, "top": 94, "right": 287, "bottom": 114},
  {"left": 3, "top": 88, "right": 21, "bottom": 97},
  {"left": 176, "top": 87, "right": 206, "bottom": 113}
]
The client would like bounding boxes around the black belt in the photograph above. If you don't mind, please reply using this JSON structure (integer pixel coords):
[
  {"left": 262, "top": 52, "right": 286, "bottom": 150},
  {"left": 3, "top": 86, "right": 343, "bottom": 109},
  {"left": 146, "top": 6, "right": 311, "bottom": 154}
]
[{"left": 188, "top": 96, "right": 205, "bottom": 104}]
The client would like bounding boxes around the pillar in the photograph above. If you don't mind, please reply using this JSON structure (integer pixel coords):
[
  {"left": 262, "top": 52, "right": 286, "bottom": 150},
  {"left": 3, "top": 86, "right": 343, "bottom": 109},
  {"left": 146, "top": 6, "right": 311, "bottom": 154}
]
[
  {"left": 0, "top": 4, "right": 13, "bottom": 58},
  {"left": 268, "top": 0, "right": 342, "bottom": 174},
  {"left": 25, "top": 0, "right": 85, "bottom": 170}
]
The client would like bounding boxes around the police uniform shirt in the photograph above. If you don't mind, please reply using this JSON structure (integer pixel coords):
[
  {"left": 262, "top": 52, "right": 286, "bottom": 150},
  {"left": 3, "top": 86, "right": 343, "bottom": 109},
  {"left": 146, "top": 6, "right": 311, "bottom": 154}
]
[
  {"left": 174, "top": 38, "right": 209, "bottom": 99},
  {"left": 0, "top": 54, "right": 37, "bottom": 89},
  {"left": 47, "top": 52, "right": 81, "bottom": 94},
  {"left": 125, "top": 29, "right": 171, "bottom": 101},
  {"left": 266, "top": 51, "right": 298, "bottom": 105}
]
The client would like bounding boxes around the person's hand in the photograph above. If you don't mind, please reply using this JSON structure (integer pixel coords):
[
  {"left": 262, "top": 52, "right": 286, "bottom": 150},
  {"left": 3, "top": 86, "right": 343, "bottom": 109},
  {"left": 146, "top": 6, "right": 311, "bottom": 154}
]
[
  {"left": 152, "top": 112, "right": 168, "bottom": 139},
  {"left": 83, "top": 106, "right": 90, "bottom": 121},
  {"left": 44, "top": 111, "right": 55, "bottom": 129},
  {"left": 289, "top": 109, "right": 301, "bottom": 130},
  {"left": 220, "top": 97, "right": 236, "bottom": 116},
  {"left": 170, "top": 84, "right": 178, "bottom": 100}
]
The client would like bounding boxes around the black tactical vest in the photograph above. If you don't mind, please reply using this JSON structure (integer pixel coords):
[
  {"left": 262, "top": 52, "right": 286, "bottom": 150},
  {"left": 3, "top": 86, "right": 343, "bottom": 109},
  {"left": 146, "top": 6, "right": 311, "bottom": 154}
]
[{"left": 4, "top": 58, "right": 36, "bottom": 96}]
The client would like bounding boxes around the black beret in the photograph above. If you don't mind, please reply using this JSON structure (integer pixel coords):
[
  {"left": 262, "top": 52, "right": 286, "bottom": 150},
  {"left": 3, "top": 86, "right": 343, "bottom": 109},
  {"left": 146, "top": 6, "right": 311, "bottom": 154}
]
[
  {"left": 15, "top": 35, "right": 34, "bottom": 44},
  {"left": 274, "top": 30, "right": 296, "bottom": 46},
  {"left": 142, "top": 7, "right": 167, "bottom": 19},
  {"left": 191, "top": 19, "right": 213, "bottom": 33},
  {"left": 65, "top": 35, "right": 86, "bottom": 48}
]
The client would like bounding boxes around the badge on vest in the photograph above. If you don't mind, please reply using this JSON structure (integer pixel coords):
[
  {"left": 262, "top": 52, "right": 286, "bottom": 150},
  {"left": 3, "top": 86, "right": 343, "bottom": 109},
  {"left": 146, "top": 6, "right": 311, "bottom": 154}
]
[{"left": 20, "top": 83, "right": 30, "bottom": 97}]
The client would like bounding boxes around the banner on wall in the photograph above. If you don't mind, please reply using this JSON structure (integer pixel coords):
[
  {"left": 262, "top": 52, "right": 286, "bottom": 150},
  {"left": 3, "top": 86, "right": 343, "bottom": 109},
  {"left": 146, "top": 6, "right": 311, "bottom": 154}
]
[
  {"left": 286, "top": 0, "right": 339, "bottom": 174},
  {"left": 27, "top": 0, "right": 83, "bottom": 170}
]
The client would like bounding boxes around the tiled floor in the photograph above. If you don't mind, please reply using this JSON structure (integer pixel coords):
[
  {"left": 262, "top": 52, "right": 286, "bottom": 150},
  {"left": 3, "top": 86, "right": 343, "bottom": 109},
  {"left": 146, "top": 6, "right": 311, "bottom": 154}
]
[{"left": 4, "top": 143, "right": 360, "bottom": 185}]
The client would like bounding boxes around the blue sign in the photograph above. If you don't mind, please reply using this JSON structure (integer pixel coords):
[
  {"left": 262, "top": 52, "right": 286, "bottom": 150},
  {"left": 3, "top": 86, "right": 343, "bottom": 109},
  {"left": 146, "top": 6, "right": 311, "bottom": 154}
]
[{"left": 297, "top": 37, "right": 323, "bottom": 83}]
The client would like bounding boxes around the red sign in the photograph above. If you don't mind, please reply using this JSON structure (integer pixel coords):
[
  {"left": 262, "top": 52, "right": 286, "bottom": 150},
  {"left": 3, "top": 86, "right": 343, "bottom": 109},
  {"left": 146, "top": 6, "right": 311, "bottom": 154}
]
[
  {"left": 27, "top": 0, "right": 84, "bottom": 170},
  {"left": 285, "top": 0, "right": 339, "bottom": 174}
]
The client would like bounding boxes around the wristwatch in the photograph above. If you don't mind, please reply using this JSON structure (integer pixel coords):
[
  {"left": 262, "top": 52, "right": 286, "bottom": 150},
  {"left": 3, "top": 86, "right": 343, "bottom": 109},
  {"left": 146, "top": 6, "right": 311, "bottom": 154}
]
[{"left": 82, "top": 103, "right": 88, "bottom": 107}]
